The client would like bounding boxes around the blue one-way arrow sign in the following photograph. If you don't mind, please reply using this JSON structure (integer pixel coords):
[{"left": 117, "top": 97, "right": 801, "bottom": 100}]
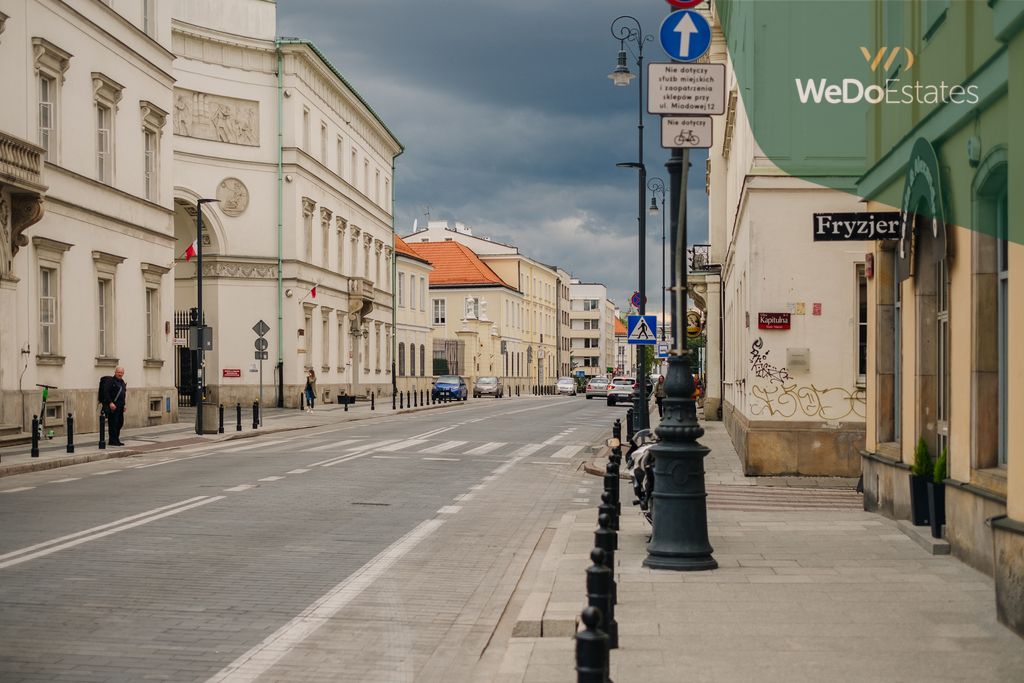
[{"left": 659, "top": 10, "right": 712, "bottom": 63}]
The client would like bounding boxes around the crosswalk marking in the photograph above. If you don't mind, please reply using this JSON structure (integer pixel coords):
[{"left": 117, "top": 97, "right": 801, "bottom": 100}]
[
  {"left": 551, "top": 444, "right": 584, "bottom": 459},
  {"left": 423, "top": 457, "right": 459, "bottom": 462},
  {"left": 224, "top": 484, "right": 257, "bottom": 492},
  {"left": 378, "top": 439, "right": 428, "bottom": 452},
  {"left": 465, "top": 441, "right": 505, "bottom": 455},
  {"left": 303, "top": 439, "right": 361, "bottom": 453},
  {"left": 258, "top": 476, "right": 284, "bottom": 482},
  {"left": 287, "top": 469, "right": 311, "bottom": 474},
  {"left": 221, "top": 439, "right": 290, "bottom": 453},
  {"left": 511, "top": 443, "right": 545, "bottom": 457},
  {"left": 1, "top": 487, "right": 35, "bottom": 494},
  {"left": 419, "top": 440, "right": 467, "bottom": 454}
]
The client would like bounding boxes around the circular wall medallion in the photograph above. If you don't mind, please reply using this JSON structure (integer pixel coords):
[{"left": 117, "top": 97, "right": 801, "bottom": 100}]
[{"left": 216, "top": 177, "right": 249, "bottom": 216}]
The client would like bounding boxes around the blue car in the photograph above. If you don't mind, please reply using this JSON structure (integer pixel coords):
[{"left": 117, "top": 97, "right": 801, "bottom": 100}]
[{"left": 432, "top": 375, "right": 468, "bottom": 401}]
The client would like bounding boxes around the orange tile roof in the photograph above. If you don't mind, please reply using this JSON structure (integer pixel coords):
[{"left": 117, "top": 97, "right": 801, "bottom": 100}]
[
  {"left": 394, "top": 235, "right": 431, "bottom": 265},
  {"left": 408, "top": 241, "right": 514, "bottom": 289},
  {"left": 614, "top": 318, "right": 628, "bottom": 336}
]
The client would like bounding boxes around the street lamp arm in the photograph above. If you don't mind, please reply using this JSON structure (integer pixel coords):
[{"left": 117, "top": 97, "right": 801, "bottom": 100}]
[{"left": 610, "top": 15, "right": 653, "bottom": 57}]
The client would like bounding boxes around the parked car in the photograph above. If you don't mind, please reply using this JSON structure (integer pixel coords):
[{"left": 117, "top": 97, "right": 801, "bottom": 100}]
[
  {"left": 555, "top": 377, "right": 577, "bottom": 396},
  {"left": 606, "top": 376, "right": 638, "bottom": 406},
  {"left": 473, "top": 376, "right": 503, "bottom": 398},
  {"left": 585, "top": 377, "right": 611, "bottom": 400},
  {"left": 432, "top": 375, "right": 468, "bottom": 401}
]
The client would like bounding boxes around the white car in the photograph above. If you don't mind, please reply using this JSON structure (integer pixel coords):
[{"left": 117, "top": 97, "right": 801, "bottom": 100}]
[{"left": 556, "top": 377, "right": 577, "bottom": 396}]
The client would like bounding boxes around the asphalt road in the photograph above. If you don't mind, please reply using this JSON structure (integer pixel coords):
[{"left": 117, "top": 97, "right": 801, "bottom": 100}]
[{"left": 0, "top": 396, "right": 626, "bottom": 682}]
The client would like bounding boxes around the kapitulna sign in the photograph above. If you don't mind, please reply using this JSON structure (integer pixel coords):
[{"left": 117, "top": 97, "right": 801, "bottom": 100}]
[{"left": 813, "top": 212, "right": 901, "bottom": 241}]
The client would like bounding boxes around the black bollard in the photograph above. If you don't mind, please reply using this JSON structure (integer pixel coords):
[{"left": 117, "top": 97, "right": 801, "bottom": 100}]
[
  {"left": 400, "top": 392, "right": 404, "bottom": 409},
  {"left": 344, "top": 398, "right": 349, "bottom": 412},
  {"left": 586, "top": 548, "right": 618, "bottom": 651},
  {"left": 605, "top": 463, "right": 620, "bottom": 530},
  {"left": 392, "top": 392, "right": 397, "bottom": 410},
  {"left": 218, "top": 404, "right": 225, "bottom": 434},
  {"left": 252, "top": 402, "right": 259, "bottom": 429},
  {"left": 300, "top": 392, "right": 305, "bottom": 411},
  {"left": 420, "top": 390, "right": 425, "bottom": 406},
  {"left": 575, "top": 606, "right": 610, "bottom": 682},
  {"left": 595, "top": 513, "right": 617, "bottom": 606},
  {"left": 98, "top": 411, "right": 106, "bottom": 449},
  {"left": 66, "top": 413, "right": 75, "bottom": 454},
  {"left": 599, "top": 491, "right": 617, "bottom": 537},
  {"left": 406, "top": 391, "right": 411, "bottom": 407},
  {"left": 371, "top": 393, "right": 375, "bottom": 411},
  {"left": 413, "top": 391, "right": 418, "bottom": 407},
  {"left": 236, "top": 403, "right": 242, "bottom": 432},
  {"left": 626, "top": 408, "right": 635, "bottom": 443},
  {"left": 30, "top": 415, "right": 40, "bottom": 458},
  {"left": 516, "top": 385, "right": 520, "bottom": 397}
]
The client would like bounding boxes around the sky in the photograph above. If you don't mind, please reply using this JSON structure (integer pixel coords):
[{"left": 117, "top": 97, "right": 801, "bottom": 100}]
[{"left": 278, "top": 0, "right": 710, "bottom": 323}]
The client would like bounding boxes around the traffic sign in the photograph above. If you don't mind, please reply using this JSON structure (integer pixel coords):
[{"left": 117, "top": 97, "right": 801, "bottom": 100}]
[
  {"left": 661, "top": 116, "right": 712, "bottom": 149},
  {"left": 254, "top": 337, "right": 269, "bottom": 352},
  {"left": 657, "top": 342, "right": 670, "bottom": 359},
  {"left": 659, "top": 10, "right": 712, "bottom": 63},
  {"left": 627, "top": 315, "right": 657, "bottom": 345},
  {"left": 630, "top": 291, "right": 642, "bottom": 308},
  {"left": 666, "top": 0, "right": 704, "bottom": 8},
  {"left": 648, "top": 62, "right": 726, "bottom": 115},
  {"left": 255, "top": 350, "right": 268, "bottom": 360},
  {"left": 252, "top": 319, "right": 270, "bottom": 337}
]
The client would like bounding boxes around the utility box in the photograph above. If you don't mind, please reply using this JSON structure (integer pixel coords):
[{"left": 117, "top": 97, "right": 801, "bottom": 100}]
[{"left": 188, "top": 325, "right": 214, "bottom": 351}]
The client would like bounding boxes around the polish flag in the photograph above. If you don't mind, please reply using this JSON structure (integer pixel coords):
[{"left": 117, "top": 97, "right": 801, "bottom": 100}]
[
  {"left": 310, "top": 285, "right": 317, "bottom": 299},
  {"left": 184, "top": 239, "right": 198, "bottom": 262}
]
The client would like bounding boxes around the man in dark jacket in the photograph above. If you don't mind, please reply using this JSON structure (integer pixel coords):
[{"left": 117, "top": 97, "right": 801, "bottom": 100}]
[{"left": 100, "top": 367, "right": 127, "bottom": 446}]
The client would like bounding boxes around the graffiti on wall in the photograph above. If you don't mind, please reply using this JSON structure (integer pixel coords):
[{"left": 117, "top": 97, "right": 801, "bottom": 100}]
[
  {"left": 749, "top": 337, "right": 792, "bottom": 384},
  {"left": 750, "top": 383, "right": 866, "bottom": 420}
]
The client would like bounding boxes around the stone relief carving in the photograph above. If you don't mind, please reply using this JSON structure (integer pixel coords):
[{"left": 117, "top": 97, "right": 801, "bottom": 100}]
[
  {"left": 173, "top": 89, "right": 259, "bottom": 146},
  {"left": 301, "top": 197, "right": 316, "bottom": 217},
  {"left": 9, "top": 194, "right": 44, "bottom": 265},
  {"left": 320, "top": 207, "right": 332, "bottom": 225},
  {"left": 216, "top": 178, "right": 249, "bottom": 216},
  {"left": 201, "top": 262, "right": 277, "bottom": 279}
]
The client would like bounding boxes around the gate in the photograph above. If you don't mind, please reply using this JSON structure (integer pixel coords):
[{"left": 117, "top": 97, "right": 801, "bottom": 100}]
[{"left": 173, "top": 309, "right": 204, "bottom": 407}]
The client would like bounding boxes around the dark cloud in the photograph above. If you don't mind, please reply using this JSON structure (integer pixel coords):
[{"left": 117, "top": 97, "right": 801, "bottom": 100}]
[{"left": 279, "top": 0, "right": 710, "bottom": 318}]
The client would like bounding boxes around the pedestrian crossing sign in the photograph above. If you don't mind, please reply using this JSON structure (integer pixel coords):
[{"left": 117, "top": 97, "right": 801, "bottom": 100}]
[{"left": 627, "top": 315, "right": 657, "bottom": 345}]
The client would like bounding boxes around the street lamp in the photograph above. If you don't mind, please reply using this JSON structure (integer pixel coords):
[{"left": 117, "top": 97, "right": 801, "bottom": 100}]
[
  {"left": 648, "top": 177, "right": 666, "bottom": 342},
  {"left": 610, "top": 15, "right": 652, "bottom": 432},
  {"left": 193, "top": 198, "right": 219, "bottom": 436}
]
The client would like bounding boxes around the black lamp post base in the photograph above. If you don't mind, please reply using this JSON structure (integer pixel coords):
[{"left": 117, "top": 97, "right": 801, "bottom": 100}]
[{"left": 643, "top": 552, "right": 718, "bottom": 572}]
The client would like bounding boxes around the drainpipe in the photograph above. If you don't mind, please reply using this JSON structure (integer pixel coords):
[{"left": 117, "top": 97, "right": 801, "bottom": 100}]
[
  {"left": 275, "top": 40, "right": 285, "bottom": 407},
  {"left": 391, "top": 151, "right": 402, "bottom": 397}
]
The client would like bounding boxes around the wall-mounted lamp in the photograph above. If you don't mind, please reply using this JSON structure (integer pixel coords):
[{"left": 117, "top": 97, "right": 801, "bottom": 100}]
[
  {"left": 285, "top": 174, "right": 294, "bottom": 183},
  {"left": 285, "top": 288, "right": 293, "bottom": 297},
  {"left": 283, "top": 89, "right": 292, "bottom": 98}
]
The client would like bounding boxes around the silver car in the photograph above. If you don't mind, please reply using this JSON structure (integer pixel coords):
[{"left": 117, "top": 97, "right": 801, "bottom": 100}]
[
  {"left": 585, "top": 377, "right": 610, "bottom": 400},
  {"left": 606, "top": 376, "right": 637, "bottom": 406},
  {"left": 556, "top": 377, "right": 577, "bottom": 396},
  {"left": 472, "top": 376, "right": 503, "bottom": 398}
]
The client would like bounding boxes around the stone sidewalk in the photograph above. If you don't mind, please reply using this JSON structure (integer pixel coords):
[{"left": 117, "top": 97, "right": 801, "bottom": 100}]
[
  {"left": 492, "top": 421, "right": 1024, "bottom": 682},
  {"left": 0, "top": 395, "right": 482, "bottom": 478}
]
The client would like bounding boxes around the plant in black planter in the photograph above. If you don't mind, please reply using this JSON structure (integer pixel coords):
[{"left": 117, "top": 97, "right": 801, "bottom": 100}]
[
  {"left": 927, "top": 448, "right": 947, "bottom": 539},
  {"left": 909, "top": 437, "right": 933, "bottom": 526}
]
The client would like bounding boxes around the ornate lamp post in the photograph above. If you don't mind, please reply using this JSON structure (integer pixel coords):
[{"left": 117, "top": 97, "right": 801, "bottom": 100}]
[
  {"left": 610, "top": 15, "right": 652, "bottom": 432},
  {"left": 648, "top": 177, "right": 666, "bottom": 342},
  {"left": 642, "top": 148, "right": 717, "bottom": 571}
]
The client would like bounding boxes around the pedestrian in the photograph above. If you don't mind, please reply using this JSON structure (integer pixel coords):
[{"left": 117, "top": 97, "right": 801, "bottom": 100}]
[
  {"left": 99, "top": 366, "right": 127, "bottom": 445},
  {"left": 304, "top": 369, "right": 317, "bottom": 413},
  {"left": 654, "top": 375, "right": 667, "bottom": 417}
]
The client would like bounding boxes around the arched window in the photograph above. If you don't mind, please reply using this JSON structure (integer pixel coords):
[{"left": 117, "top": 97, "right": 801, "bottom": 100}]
[
  {"left": 398, "top": 342, "right": 405, "bottom": 377},
  {"left": 420, "top": 344, "right": 426, "bottom": 376},
  {"left": 410, "top": 342, "right": 416, "bottom": 376}
]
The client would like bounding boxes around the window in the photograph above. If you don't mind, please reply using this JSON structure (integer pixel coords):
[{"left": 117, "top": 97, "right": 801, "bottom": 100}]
[
  {"left": 337, "top": 219, "right": 347, "bottom": 274},
  {"left": 38, "top": 75, "right": 55, "bottom": 160},
  {"left": 96, "top": 103, "right": 112, "bottom": 183},
  {"left": 398, "top": 273, "right": 405, "bottom": 307},
  {"left": 351, "top": 149, "right": 357, "bottom": 184},
  {"left": 420, "top": 345, "right": 426, "bottom": 377},
  {"left": 433, "top": 298, "right": 446, "bottom": 325},
  {"left": 302, "top": 198, "right": 315, "bottom": 263},
  {"left": 363, "top": 160, "right": 369, "bottom": 195},
  {"left": 322, "top": 315, "right": 330, "bottom": 369},
  {"left": 583, "top": 299, "right": 599, "bottom": 311},
  {"left": 145, "top": 288, "right": 158, "bottom": 359},
  {"left": 336, "top": 137, "right": 344, "bottom": 176},
  {"left": 375, "top": 170, "right": 381, "bottom": 204},
  {"left": 409, "top": 275, "right": 416, "bottom": 311},
  {"left": 39, "top": 267, "right": 57, "bottom": 355},
  {"left": 410, "top": 340, "right": 416, "bottom": 376},
  {"left": 337, "top": 318, "right": 346, "bottom": 370},
  {"left": 584, "top": 339, "right": 599, "bottom": 349},
  {"left": 143, "top": 129, "right": 157, "bottom": 200},
  {"left": 384, "top": 178, "right": 390, "bottom": 211},
  {"left": 399, "top": 342, "right": 407, "bottom": 376},
  {"left": 98, "top": 279, "right": 111, "bottom": 357},
  {"left": 420, "top": 277, "right": 426, "bottom": 310},
  {"left": 320, "top": 208, "right": 331, "bottom": 268},
  {"left": 857, "top": 264, "right": 868, "bottom": 384},
  {"left": 320, "top": 122, "right": 327, "bottom": 162},
  {"left": 467, "top": 297, "right": 480, "bottom": 319}
]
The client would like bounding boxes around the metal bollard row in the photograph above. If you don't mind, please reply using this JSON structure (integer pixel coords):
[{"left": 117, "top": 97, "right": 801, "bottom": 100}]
[{"left": 575, "top": 605, "right": 611, "bottom": 683}]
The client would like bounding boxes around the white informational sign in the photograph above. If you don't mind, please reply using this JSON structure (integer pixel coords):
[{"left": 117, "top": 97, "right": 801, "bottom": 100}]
[
  {"left": 661, "top": 116, "right": 713, "bottom": 148},
  {"left": 648, "top": 62, "right": 726, "bottom": 115}
]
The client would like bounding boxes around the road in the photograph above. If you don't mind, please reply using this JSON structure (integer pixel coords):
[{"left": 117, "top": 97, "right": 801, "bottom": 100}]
[{"left": 0, "top": 396, "right": 622, "bottom": 682}]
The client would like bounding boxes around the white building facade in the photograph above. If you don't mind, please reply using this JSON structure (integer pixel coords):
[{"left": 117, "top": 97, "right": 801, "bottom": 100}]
[
  {"left": 1, "top": 0, "right": 177, "bottom": 435},
  {"left": 568, "top": 281, "right": 615, "bottom": 378}
]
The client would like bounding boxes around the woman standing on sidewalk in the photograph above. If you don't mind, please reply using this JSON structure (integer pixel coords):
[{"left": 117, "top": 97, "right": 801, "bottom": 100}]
[
  {"left": 304, "top": 369, "right": 317, "bottom": 413},
  {"left": 654, "top": 375, "right": 667, "bottom": 417}
]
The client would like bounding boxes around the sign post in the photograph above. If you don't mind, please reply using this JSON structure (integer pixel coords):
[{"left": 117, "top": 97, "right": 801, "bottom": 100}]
[{"left": 253, "top": 320, "right": 270, "bottom": 425}]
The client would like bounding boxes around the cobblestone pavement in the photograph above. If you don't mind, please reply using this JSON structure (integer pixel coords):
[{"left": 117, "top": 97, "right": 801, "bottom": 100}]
[
  {"left": 488, "top": 420, "right": 1024, "bottom": 683},
  {"left": 0, "top": 396, "right": 622, "bottom": 682}
]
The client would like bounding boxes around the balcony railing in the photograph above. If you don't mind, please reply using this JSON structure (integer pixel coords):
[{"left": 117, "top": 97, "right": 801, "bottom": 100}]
[{"left": 0, "top": 131, "right": 45, "bottom": 190}]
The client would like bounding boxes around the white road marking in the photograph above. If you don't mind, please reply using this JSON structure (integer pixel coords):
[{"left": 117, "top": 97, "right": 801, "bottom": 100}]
[
  {"left": 483, "top": 475, "right": 498, "bottom": 481},
  {"left": 437, "top": 506, "right": 461, "bottom": 514},
  {"left": 371, "top": 455, "right": 407, "bottom": 459},
  {"left": 510, "top": 443, "right": 544, "bottom": 457},
  {"left": 573, "top": 498, "right": 590, "bottom": 503},
  {"left": 551, "top": 444, "right": 584, "bottom": 459},
  {"left": 224, "top": 485, "right": 257, "bottom": 492},
  {"left": 465, "top": 441, "right": 505, "bottom": 455},
  {"left": 377, "top": 438, "right": 428, "bottom": 452},
  {"left": 1, "top": 487, "right": 35, "bottom": 494},
  {"left": 453, "top": 493, "right": 474, "bottom": 501},
  {"left": 49, "top": 478, "right": 80, "bottom": 484},
  {"left": 530, "top": 461, "right": 568, "bottom": 466},
  {"left": 419, "top": 440, "right": 466, "bottom": 454},
  {"left": 205, "top": 519, "right": 444, "bottom": 683},
  {"left": 220, "top": 439, "right": 290, "bottom": 454},
  {"left": 258, "top": 476, "right": 284, "bottom": 482},
  {"left": 91, "top": 470, "right": 120, "bottom": 476},
  {"left": 423, "top": 456, "right": 459, "bottom": 462},
  {"left": 308, "top": 440, "right": 399, "bottom": 467},
  {"left": 286, "top": 469, "right": 311, "bottom": 474},
  {"left": 0, "top": 496, "right": 223, "bottom": 570},
  {"left": 470, "top": 484, "right": 487, "bottom": 491},
  {"left": 302, "top": 439, "right": 362, "bottom": 453}
]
